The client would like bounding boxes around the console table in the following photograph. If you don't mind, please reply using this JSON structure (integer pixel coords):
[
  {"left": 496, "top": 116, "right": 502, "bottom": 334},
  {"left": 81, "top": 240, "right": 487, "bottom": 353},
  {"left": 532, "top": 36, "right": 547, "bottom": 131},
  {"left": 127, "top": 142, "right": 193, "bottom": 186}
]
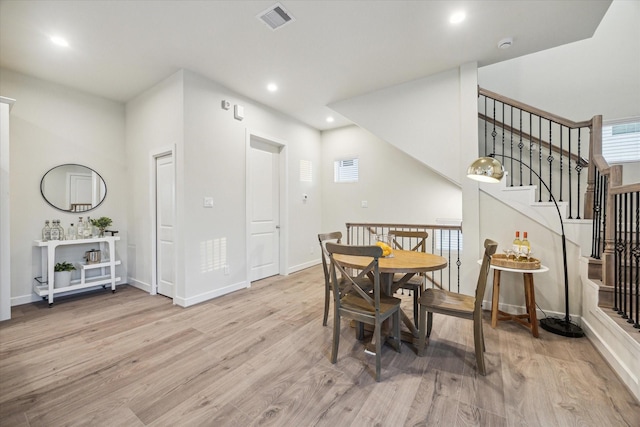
[{"left": 33, "top": 236, "right": 121, "bottom": 306}]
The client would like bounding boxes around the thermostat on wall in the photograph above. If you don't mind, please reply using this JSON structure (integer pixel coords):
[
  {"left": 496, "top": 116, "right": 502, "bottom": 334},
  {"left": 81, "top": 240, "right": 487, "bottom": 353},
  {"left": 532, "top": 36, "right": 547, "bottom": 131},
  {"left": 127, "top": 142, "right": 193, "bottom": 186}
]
[{"left": 234, "top": 105, "right": 244, "bottom": 120}]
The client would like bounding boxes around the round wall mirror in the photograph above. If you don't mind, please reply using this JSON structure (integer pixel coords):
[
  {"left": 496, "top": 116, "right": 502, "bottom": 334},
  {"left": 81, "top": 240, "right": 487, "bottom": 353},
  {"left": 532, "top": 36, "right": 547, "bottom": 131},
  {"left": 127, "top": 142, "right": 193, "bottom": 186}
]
[{"left": 40, "top": 164, "right": 107, "bottom": 212}]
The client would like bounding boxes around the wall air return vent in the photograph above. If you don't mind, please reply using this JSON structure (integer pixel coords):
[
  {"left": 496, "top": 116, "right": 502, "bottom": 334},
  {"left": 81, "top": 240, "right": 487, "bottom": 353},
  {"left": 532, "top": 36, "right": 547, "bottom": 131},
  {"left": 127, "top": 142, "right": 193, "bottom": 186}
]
[{"left": 257, "top": 3, "right": 295, "bottom": 30}]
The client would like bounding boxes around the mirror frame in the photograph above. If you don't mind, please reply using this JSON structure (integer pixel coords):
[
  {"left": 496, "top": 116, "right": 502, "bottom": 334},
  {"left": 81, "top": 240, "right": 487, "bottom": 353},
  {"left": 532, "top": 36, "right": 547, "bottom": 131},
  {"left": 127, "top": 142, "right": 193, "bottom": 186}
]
[{"left": 40, "top": 164, "right": 107, "bottom": 213}]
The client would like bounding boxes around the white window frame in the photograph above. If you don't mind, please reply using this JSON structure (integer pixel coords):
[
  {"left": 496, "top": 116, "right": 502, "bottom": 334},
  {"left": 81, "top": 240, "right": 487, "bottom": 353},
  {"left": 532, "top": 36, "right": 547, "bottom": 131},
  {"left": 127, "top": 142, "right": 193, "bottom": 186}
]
[
  {"left": 602, "top": 117, "right": 640, "bottom": 164},
  {"left": 334, "top": 158, "right": 359, "bottom": 183}
]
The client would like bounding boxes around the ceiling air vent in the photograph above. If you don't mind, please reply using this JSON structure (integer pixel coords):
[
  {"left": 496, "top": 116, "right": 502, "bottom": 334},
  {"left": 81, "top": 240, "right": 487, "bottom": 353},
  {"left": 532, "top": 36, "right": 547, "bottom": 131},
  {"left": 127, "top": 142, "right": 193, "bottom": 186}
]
[{"left": 257, "top": 3, "right": 295, "bottom": 30}]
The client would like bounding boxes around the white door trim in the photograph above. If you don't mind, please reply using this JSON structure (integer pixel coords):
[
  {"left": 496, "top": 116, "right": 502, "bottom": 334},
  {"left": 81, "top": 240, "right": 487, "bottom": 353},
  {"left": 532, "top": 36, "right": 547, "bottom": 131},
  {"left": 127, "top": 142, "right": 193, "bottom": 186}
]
[
  {"left": 0, "top": 97, "right": 15, "bottom": 321},
  {"left": 245, "top": 129, "right": 288, "bottom": 285},
  {"left": 150, "top": 146, "right": 176, "bottom": 298}
]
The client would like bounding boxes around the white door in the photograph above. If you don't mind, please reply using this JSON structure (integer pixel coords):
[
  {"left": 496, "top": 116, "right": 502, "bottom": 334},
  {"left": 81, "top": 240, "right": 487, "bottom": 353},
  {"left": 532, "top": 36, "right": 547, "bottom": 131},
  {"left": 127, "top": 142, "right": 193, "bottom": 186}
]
[
  {"left": 69, "top": 173, "right": 92, "bottom": 206},
  {"left": 156, "top": 154, "right": 175, "bottom": 297},
  {"left": 249, "top": 139, "right": 280, "bottom": 281}
]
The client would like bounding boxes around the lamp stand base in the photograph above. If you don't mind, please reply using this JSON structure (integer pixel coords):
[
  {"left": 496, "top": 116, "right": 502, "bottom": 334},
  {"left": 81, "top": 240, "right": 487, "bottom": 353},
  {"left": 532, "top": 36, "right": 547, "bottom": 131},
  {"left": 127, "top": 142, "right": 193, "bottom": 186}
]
[{"left": 540, "top": 317, "right": 585, "bottom": 338}]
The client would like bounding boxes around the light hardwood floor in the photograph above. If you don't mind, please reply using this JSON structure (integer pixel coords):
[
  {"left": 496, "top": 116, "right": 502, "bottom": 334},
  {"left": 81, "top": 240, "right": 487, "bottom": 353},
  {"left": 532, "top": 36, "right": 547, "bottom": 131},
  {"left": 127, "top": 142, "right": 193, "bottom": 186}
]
[{"left": 1, "top": 265, "right": 638, "bottom": 426}]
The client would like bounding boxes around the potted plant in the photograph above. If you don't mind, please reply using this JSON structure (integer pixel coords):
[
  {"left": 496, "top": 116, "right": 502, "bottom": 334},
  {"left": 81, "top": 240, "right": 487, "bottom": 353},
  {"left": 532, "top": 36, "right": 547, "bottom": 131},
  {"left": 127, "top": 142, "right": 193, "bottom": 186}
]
[
  {"left": 90, "top": 216, "right": 112, "bottom": 237},
  {"left": 54, "top": 261, "right": 76, "bottom": 288}
]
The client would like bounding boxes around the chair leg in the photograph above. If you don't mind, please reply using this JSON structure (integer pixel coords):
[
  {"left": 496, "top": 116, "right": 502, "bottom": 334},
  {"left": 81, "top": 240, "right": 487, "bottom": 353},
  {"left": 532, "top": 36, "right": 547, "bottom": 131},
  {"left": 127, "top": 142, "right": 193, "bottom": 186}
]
[
  {"left": 331, "top": 311, "right": 340, "bottom": 364},
  {"left": 417, "top": 306, "right": 427, "bottom": 356},
  {"left": 427, "top": 312, "right": 433, "bottom": 338},
  {"left": 473, "top": 318, "right": 486, "bottom": 376},
  {"left": 374, "top": 322, "right": 382, "bottom": 382},
  {"left": 413, "top": 290, "right": 419, "bottom": 327},
  {"left": 323, "top": 285, "right": 330, "bottom": 326},
  {"left": 394, "top": 311, "right": 401, "bottom": 353}
]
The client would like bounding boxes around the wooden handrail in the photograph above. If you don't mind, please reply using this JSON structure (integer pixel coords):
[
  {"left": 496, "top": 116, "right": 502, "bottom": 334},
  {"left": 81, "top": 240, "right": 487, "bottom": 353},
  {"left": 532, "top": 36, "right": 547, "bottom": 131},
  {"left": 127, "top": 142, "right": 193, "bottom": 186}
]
[
  {"left": 609, "top": 182, "right": 640, "bottom": 195},
  {"left": 478, "top": 113, "right": 588, "bottom": 167},
  {"left": 479, "top": 87, "right": 593, "bottom": 129}
]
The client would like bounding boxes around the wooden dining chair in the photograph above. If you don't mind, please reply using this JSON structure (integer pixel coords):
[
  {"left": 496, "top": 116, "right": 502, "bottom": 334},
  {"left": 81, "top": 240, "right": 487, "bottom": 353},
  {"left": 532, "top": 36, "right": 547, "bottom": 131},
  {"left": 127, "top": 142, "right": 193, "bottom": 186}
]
[
  {"left": 389, "top": 230, "right": 429, "bottom": 326},
  {"left": 416, "top": 238, "right": 498, "bottom": 376},
  {"left": 318, "top": 232, "right": 374, "bottom": 327},
  {"left": 326, "top": 242, "right": 402, "bottom": 382}
]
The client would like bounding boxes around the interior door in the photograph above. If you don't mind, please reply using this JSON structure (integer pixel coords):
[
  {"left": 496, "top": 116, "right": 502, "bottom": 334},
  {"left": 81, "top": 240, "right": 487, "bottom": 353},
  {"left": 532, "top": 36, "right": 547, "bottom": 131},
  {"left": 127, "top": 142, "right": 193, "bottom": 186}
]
[
  {"left": 156, "top": 154, "right": 175, "bottom": 297},
  {"left": 69, "top": 173, "right": 92, "bottom": 207},
  {"left": 249, "top": 139, "right": 280, "bottom": 281}
]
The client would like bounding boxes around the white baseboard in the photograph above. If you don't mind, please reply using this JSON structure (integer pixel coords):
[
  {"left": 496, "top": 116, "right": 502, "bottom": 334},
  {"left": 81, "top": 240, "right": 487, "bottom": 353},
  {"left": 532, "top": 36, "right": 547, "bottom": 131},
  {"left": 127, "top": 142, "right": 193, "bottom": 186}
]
[
  {"left": 288, "top": 259, "right": 320, "bottom": 275},
  {"left": 128, "top": 277, "right": 152, "bottom": 293},
  {"left": 174, "top": 280, "right": 249, "bottom": 308}
]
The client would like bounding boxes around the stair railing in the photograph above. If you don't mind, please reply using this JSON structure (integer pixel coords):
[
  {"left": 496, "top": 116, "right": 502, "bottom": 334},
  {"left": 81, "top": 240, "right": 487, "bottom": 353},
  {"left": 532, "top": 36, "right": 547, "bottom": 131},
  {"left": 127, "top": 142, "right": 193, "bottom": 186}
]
[{"left": 478, "top": 87, "right": 594, "bottom": 220}]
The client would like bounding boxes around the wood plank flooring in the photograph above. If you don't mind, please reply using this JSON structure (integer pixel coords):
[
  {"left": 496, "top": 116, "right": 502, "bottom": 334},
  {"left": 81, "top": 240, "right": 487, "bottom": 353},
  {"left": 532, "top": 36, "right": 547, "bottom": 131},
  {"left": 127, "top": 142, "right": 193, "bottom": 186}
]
[{"left": 1, "top": 265, "right": 639, "bottom": 426}]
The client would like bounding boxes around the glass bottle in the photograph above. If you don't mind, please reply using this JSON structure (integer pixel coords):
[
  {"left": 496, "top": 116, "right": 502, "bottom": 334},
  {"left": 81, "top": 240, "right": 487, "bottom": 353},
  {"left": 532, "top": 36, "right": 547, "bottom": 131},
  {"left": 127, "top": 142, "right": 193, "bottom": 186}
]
[
  {"left": 521, "top": 232, "right": 531, "bottom": 257},
  {"left": 56, "top": 220, "right": 65, "bottom": 240},
  {"left": 50, "top": 220, "right": 60, "bottom": 240},
  {"left": 67, "top": 223, "right": 76, "bottom": 240},
  {"left": 84, "top": 216, "right": 93, "bottom": 238},
  {"left": 77, "top": 217, "right": 84, "bottom": 239},
  {"left": 512, "top": 231, "right": 522, "bottom": 259},
  {"left": 42, "top": 220, "right": 51, "bottom": 241}
]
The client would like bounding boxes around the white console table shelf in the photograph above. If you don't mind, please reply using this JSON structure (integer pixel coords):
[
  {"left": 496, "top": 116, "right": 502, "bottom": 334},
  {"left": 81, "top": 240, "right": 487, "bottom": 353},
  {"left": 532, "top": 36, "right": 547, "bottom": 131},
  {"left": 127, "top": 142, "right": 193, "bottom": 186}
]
[{"left": 33, "top": 236, "right": 121, "bottom": 306}]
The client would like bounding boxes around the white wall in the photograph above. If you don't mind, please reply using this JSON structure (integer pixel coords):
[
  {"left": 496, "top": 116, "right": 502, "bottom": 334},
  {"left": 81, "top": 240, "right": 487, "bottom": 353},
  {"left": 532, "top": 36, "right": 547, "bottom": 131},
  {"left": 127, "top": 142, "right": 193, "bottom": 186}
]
[
  {"left": 180, "top": 70, "right": 322, "bottom": 304},
  {"left": 124, "top": 70, "right": 185, "bottom": 296},
  {"left": 329, "top": 68, "right": 463, "bottom": 185},
  {"left": 0, "top": 69, "right": 127, "bottom": 305},
  {"left": 479, "top": 192, "right": 582, "bottom": 318},
  {"left": 321, "top": 125, "right": 462, "bottom": 234},
  {"left": 126, "top": 69, "right": 322, "bottom": 306},
  {"left": 478, "top": 0, "right": 639, "bottom": 124}
]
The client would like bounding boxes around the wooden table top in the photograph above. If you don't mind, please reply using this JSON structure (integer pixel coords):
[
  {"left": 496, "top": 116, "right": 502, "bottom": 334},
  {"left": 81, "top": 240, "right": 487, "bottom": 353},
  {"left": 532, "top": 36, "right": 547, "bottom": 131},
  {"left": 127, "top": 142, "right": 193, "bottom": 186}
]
[{"left": 333, "top": 250, "right": 448, "bottom": 274}]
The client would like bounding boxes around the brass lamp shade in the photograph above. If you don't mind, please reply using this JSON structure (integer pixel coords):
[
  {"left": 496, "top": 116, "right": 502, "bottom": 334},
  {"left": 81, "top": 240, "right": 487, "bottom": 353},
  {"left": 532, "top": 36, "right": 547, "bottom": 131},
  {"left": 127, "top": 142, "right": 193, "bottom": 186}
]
[{"left": 466, "top": 156, "right": 505, "bottom": 183}]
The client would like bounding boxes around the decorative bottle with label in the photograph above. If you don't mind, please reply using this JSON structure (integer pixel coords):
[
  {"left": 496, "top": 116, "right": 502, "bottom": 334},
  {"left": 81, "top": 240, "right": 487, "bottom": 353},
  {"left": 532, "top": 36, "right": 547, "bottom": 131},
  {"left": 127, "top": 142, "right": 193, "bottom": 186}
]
[
  {"left": 521, "top": 232, "right": 531, "bottom": 257},
  {"left": 512, "top": 231, "right": 522, "bottom": 259},
  {"left": 77, "top": 217, "right": 84, "bottom": 239},
  {"left": 50, "top": 220, "right": 60, "bottom": 240},
  {"left": 67, "top": 223, "right": 76, "bottom": 240},
  {"left": 42, "top": 220, "right": 51, "bottom": 241},
  {"left": 84, "top": 216, "right": 93, "bottom": 238}
]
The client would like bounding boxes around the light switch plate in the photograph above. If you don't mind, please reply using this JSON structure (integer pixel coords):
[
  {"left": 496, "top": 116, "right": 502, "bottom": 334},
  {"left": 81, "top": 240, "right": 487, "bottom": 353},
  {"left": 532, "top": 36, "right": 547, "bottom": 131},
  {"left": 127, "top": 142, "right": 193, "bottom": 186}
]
[
  {"left": 361, "top": 200, "right": 368, "bottom": 208},
  {"left": 203, "top": 197, "right": 214, "bottom": 208},
  {"left": 234, "top": 105, "right": 244, "bottom": 120}
]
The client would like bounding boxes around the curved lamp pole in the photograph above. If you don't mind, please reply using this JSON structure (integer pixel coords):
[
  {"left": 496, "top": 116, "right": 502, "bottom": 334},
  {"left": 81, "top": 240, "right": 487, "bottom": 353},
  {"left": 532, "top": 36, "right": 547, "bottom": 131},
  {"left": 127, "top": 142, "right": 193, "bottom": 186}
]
[{"left": 467, "top": 154, "right": 584, "bottom": 338}]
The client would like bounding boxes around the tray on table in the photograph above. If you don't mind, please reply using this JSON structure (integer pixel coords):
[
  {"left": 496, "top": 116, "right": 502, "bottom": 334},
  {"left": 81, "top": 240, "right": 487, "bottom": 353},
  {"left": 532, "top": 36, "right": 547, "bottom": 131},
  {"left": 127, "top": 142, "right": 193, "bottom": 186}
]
[{"left": 490, "top": 253, "right": 541, "bottom": 270}]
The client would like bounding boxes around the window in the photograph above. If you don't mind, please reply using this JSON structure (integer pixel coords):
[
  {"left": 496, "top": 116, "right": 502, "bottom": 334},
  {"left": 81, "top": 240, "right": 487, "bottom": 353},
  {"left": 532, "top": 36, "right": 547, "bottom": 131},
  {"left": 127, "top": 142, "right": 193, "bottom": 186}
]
[
  {"left": 334, "top": 158, "right": 359, "bottom": 183},
  {"left": 602, "top": 118, "right": 640, "bottom": 163}
]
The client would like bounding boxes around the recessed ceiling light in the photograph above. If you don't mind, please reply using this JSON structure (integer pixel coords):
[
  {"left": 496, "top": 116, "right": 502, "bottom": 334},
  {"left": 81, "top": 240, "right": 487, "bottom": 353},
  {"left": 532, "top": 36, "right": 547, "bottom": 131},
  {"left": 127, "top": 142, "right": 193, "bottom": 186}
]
[
  {"left": 449, "top": 11, "right": 466, "bottom": 24},
  {"left": 50, "top": 36, "right": 69, "bottom": 47},
  {"left": 326, "top": 117, "right": 335, "bottom": 123},
  {"left": 267, "top": 83, "right": 278, "bottom": 92}
]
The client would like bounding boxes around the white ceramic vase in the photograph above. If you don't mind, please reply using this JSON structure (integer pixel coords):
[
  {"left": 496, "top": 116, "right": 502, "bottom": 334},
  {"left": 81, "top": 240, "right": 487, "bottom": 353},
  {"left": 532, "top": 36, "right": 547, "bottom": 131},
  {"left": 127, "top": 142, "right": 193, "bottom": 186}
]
[{"left": 54, "top": 271, "right": 72, "bottom": 289}]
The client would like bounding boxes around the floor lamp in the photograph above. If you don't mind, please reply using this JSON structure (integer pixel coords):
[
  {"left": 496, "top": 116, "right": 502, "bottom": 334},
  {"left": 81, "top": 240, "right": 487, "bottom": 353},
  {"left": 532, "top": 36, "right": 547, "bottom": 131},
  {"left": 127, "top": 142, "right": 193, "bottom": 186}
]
[{"left": 467, "top": 154, "right": 584, "bottom": 338}]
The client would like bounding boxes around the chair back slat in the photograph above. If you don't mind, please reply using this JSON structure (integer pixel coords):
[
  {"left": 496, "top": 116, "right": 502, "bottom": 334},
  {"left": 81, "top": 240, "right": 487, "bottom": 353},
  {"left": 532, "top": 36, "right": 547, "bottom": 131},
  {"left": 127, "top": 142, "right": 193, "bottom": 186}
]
[
  {"left": 326, "top": 243, "right": 383, "bottom": 311},
  {"left": 389, "top": 230, "right": 428, "bottom": 253},
  {"left": 475, "top": 239, "right": 498, "bottom": 309}
]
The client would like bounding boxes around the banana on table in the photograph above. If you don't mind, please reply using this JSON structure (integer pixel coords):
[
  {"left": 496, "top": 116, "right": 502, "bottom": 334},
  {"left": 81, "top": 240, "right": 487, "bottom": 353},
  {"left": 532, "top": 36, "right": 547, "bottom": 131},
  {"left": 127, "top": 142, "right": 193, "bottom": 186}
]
[{"left": 375, "top": 241, "right": 392, "bottom": 257}]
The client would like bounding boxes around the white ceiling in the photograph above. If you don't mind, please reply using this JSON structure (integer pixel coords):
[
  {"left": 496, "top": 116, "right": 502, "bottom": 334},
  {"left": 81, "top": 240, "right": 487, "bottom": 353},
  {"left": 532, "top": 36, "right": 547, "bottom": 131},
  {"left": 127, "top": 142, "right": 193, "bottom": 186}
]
[{"left": 0, "top": 1, "right": 612, "bottom": 131}]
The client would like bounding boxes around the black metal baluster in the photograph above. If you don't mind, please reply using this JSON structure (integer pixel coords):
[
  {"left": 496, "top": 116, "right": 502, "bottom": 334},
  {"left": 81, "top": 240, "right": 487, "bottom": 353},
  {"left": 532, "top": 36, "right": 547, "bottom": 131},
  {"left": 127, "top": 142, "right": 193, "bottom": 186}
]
[
  {"left": 492, "top": 99, "right": 498, "bottom": 159},
  {"left": 559, "top": 125, "right": 564, "bottom": 202},
  {"left": 591, "top": 169, "right": 601, "bottom": 258},
  {"left": 623, "top": 193, "right": 629, "bottom": 320},
  {"left": 518, "top": 109, "right": 523, "bottom": 185},
  {"left": 529, "top": 113, "right": 534, "bottom": 185},
  {"left": 510, "top": 106, "right": 514, "bottom": 186},
  {"left": 538, "top": 118, "right": 543, "bottom": 202},
  {"left": 576, "top": 128, "right": 582, "bottom": 219},
  {"left": 484, "top": 96, "right": 487, "bottom": 155},
  {"left": 501, "top": 102, "right": 505, "bottom": 158},
  {"left": 568, "top": 130, "right": 573, "bottom": 219},
  {"left": 614, "top": 195, "right": 620, "bottom": 313},
  {"left": 548, "top": 121, "right": 554, "bottom": 202},
  {"left": 634, "top": 191, "right": 640, "bottom": 330},
  {"left": 456, "top": 230, "right": 461, "bottom": 294}
]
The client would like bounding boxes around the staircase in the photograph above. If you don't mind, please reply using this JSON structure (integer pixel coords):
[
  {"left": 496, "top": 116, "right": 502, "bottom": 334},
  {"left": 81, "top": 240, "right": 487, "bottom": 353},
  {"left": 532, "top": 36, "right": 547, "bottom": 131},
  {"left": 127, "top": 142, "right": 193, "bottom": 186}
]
[{"left": 478, "top": 87, "right": 640, "bottom": 400}]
